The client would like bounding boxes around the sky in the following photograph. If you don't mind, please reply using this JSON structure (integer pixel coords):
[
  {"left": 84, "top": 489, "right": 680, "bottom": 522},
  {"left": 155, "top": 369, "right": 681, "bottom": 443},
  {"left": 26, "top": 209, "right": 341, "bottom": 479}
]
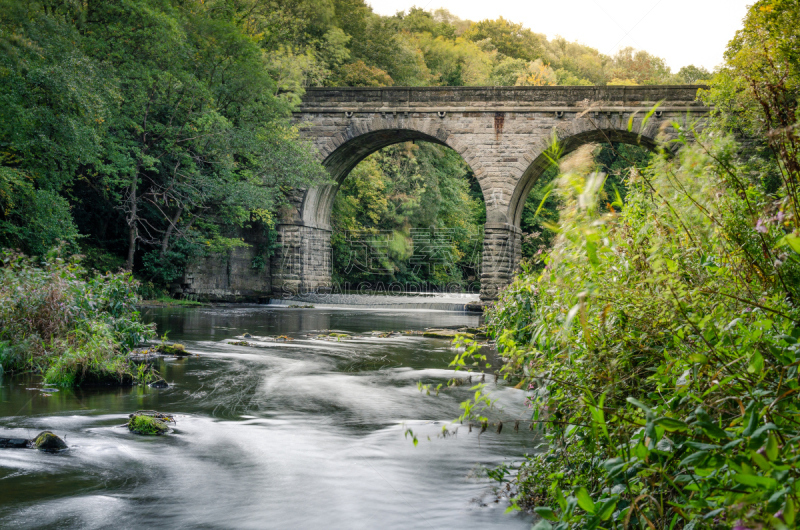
[{"left": 366, "top": 0, "right": 753, "bottom": 72}]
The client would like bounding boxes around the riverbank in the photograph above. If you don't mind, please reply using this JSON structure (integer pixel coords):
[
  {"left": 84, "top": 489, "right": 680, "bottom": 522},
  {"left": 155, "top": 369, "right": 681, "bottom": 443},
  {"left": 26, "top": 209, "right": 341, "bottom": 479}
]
[{"left": 0, "top": 252, "right": 157, "bottom": 387}]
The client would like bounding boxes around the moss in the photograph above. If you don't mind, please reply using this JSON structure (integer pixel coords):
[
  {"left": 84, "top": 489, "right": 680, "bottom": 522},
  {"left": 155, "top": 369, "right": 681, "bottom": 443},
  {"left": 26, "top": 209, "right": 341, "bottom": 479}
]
[
  {"left": 422, "top": 329, "right": 474, "bottom": 339},
  {"left": 156, "top": 343, "right": 189, "bottom": 356},
  {"left": 33, "top": 431, "right": 68, "bottom": 451},
  {"left": 127, "top": 414, "right": 170, "bottom": 435}
]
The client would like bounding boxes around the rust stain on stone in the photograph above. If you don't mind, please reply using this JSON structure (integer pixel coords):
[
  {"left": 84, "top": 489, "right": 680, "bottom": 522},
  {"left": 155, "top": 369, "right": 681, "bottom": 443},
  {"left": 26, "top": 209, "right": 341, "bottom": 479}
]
[{"left": 494, "top": 112, "right": 505, "bottom": 139}]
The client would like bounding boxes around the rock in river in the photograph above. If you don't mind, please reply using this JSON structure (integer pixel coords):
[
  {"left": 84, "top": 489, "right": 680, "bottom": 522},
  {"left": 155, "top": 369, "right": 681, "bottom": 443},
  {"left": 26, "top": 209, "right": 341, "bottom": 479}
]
[
  {"left": 33, "top": 431, "right": 68, "bottom": 451},
  {"left": 0, "top": 438, "right": 31, "bottom": 449},
  {"left": 422, "top": 328, "right": 474, "bottom": 339},
  {"left": 149, "top": 378, "right": 169, "bottom": 389},
  {"left": 128, "top": 411, "right": 175, "bottom": 435}
]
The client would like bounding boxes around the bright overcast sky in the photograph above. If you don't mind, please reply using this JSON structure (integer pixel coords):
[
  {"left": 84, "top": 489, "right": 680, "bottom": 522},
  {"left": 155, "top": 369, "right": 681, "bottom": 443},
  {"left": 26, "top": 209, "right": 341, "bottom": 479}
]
[{"left": 366, "top": 0, "right": 753, "bottom": 72}]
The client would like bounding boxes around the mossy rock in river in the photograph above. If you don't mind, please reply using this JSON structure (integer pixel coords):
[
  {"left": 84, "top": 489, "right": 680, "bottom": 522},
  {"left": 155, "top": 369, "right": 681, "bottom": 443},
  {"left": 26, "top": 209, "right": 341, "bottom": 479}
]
[
  {"left": 33, "top": 431, "right": 68, "bottom": 451},
  {"left": 422, "top": 329, "right": 474, "bottom": 339},
  {"left": 156, "top": 343, "right": 189, "bottom": 356},
  {"left": 128, "top": 411, "right": 174, "bottom": 435}
]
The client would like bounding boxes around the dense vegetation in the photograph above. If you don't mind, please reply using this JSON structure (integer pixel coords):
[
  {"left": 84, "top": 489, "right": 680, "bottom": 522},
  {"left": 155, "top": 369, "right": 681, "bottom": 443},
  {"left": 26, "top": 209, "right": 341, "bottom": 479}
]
[
  {"left": 0, "top": 0, "right": 327, "bottom": 288},
  {"left": 0, "top": 250, "right": 156, "bottom": 386},
  {"left": 446, "top": 2, "right": 800, "bottom": 528}
]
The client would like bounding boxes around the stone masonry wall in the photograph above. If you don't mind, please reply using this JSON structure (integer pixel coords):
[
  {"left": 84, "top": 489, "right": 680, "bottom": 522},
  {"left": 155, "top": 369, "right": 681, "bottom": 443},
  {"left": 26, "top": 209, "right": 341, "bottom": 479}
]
[
  {"left": 181, "top": 226, "right": 271, "bottom": 302},
  {"left": 271, "top": 224, "right": 332, "bottom": 297}
]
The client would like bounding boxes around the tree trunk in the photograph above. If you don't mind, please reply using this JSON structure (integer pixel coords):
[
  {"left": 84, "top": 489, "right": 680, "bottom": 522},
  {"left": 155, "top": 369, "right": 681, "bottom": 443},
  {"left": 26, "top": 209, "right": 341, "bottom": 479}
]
[
  {"left": 159, "top": 206, "right": 184, "bottom": 258},
  {"left": 125, "top": 177, "right": 138, "bottom": 271}
]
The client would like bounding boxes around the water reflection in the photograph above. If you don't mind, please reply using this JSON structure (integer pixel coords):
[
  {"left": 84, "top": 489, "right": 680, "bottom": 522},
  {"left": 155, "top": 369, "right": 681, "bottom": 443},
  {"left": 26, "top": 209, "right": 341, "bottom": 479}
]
[{"left": 0, "top": 307, "right": 535, "bottom": 529}]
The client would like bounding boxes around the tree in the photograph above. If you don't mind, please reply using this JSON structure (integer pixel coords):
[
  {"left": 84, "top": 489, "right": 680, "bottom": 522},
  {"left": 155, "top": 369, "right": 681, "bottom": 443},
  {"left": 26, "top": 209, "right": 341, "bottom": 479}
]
[
  {"left": 677, "top": 64, "right": 711, "bottom": 84},
  {"left": 463, "top": 17, "right": 544, "bottom": 62},
  {"left": 610, "top": 47, "right": 676, "bottom": 85}
]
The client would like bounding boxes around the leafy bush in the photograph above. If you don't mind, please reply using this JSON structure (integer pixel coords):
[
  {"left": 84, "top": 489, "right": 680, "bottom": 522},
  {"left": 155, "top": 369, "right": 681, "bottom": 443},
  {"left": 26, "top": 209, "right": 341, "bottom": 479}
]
[
  {"left": 0, "top": 249, "right": 156, "bottom": 386},
  {"left": 460, "top": 129, "right": 800, "bottom": 529}
]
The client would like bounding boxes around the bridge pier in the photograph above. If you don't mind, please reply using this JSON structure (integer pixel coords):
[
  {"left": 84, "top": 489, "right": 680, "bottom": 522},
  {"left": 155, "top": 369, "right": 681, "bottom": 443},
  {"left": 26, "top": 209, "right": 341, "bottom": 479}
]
[
  {"left": 271, "top": 223, "right": 332, "bottom": 297},
  {"left": 480, "top": 223, "right": 522, "bottom": 301}
]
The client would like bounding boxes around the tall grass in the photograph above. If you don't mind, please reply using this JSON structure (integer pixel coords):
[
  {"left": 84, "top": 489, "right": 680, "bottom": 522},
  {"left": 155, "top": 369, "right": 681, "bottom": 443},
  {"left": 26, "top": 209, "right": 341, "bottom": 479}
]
[{"left": 0, "top": 250, "right": 156, "bottom": 386}]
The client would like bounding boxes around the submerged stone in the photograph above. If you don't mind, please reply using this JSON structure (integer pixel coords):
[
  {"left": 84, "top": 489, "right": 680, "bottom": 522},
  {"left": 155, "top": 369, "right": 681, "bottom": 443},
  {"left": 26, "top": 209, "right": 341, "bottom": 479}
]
[
  {"left": 422, "top": 329, "right": 474, "bottom": 339},
  {"left": 149, "top": 379, "right": 169, "bottom": 389},
  {"left": 0, "top": 438, "right": 31, "bottom": 449},
  {"left": 33, "top": 431, "right": 68, "bottom": 451}
]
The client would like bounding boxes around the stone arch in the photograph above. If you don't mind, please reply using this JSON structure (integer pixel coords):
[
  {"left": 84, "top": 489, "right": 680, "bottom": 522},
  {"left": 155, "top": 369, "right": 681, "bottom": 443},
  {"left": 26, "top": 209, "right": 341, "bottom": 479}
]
[
  {"left": 299, "top": 118, "right": 487, "bottom": 230},
  {"left": 508, "top": 117, "right": 669, "bottom": 228}
]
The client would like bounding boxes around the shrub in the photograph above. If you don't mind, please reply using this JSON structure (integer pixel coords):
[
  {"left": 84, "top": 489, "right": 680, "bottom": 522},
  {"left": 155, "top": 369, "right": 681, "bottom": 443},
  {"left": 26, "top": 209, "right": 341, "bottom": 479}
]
[
  {"left": 465, "top": 130, "right": 800, "bottom": 529},
  {"left": 0, "top": 249, "right": 157, "bottom": 385}
]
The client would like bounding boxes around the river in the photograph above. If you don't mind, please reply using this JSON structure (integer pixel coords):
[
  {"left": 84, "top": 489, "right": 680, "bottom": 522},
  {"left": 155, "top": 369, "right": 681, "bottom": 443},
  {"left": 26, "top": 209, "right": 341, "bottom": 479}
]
[{"left": 0, "top": 306, "right": 535, "bottom": 529}]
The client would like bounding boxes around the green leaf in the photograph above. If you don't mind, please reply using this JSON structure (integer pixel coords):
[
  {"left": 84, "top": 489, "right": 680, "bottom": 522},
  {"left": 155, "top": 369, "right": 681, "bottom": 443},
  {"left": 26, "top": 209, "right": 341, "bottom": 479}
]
[
  {"left": 698, "top": 421, "right": 729, "bottom": 440},
  {"left": 748, "top": 350, "right": 764, "bottom": 374},
  {"left": 596, "top": 498, "right": 618, "bottom": 521},
  {"left": 689, "top": 353, "right": 708, "bottom": 364},
  {"left": 533, "top": 184, "right": 556, "bottom": 218},
  {"left": 680, "top": 450, "right": 709, "bottom": 467},
  {"left": 534, "top": 507, "right": 558, "bottom": 521},
  {"left": 766, "top": 434, "right": 779, "bottom": 461},
  {"left": 532, "top": 520, "right": 553, "bottom": 530},
  {"left": 552, "top": 484, "right": 567, "bottom": 512},
  {"left": 785, "top": 496, "right": 795, "bottom": 526},
  {"left": 639, "top": 101, "right": 664, "bottom": 133},
  {"left": 743, "top": 407, "right": 760, "bottom": 437},
  {"left": 575, "top": 487, "right": 595, "bottom": 514},
  {"left": 777, "top": 233, "right": 800, "bottom": 255},
  {"left": 626, "top": 397, "right": 652, "bottom": 415},
  {"left": 752, "top": 423, "right": 778, "bottom": 439},
  {"left": 733, "top": 473, "right": 778, "bottom": 489},
  {"left": 655, "top": 417, "right": 689, "bottom": 432}
]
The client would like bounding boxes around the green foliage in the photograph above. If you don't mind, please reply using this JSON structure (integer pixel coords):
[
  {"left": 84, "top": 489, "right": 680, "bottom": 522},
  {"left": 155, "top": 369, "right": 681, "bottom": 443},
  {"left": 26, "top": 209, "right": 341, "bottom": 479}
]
[
  {"left": 0, "top": 0, "right": 328, "bottom": 282},
  {"left": 678, "top": 64, "right": 712, "bottom": 84},
  {"left": 0, "top": 184, "right": 80, "bottom": 256},
  {"left": 0, "top": 249, "right": 156, "bottom": 386},
  {"left": 475, "top": 127, "right": 800, "bottom": 528},
  {"left": 445, "top": 8, "right": 800, "bottom": 521}
]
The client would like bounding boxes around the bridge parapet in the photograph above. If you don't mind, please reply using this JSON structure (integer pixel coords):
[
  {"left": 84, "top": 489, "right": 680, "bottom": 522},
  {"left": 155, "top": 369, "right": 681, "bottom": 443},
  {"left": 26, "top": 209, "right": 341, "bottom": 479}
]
[{"left": 297, "top": 85, "right": 709, "bottom": 113}]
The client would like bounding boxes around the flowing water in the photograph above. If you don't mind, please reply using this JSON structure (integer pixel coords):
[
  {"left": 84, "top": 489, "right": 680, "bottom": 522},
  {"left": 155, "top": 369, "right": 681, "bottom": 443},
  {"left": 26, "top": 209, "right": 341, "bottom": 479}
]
[{"left": 0, "top": 306, "right": 536, "bottom": 529}]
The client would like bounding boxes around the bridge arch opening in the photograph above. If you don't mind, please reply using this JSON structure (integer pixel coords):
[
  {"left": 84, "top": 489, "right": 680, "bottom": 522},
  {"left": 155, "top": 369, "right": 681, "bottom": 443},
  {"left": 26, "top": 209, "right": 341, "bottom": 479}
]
[
  {"left": 301, "top": 128, "right": 483, "bottom": 230},
  {"left": 508, "top": 128, "right": 659, "bottom": 229},
  {"left": 282, "top": 124, "right": 489, "bottom": 297},
  {"left": 507, "top": 128, "right": 659, "bottom": 274},
  {"left": 328, "top": 140, "right": 486, "bottom": 293}
]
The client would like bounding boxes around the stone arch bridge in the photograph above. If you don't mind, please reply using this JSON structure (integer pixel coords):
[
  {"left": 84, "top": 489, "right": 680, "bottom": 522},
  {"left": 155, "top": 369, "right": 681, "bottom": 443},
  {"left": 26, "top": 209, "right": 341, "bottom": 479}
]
[{"left": 272, "top": 85, "right": 708, "bottom": 301}]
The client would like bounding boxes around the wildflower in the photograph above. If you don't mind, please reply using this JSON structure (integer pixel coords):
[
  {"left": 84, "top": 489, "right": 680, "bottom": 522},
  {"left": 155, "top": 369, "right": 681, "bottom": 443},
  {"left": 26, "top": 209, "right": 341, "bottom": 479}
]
[{"left": 755, "top": 219, "right": 768, "bottom": 233}]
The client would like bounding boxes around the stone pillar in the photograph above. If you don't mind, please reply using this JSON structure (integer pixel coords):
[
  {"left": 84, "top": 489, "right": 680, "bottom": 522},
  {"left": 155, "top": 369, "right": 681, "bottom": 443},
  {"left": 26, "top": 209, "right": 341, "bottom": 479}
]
[
  {"left": 271, "top": 223, "right": 332, "bottom": 298},
  {"left": 480, "top": 223, "right": 522, "bottom": 301}
]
